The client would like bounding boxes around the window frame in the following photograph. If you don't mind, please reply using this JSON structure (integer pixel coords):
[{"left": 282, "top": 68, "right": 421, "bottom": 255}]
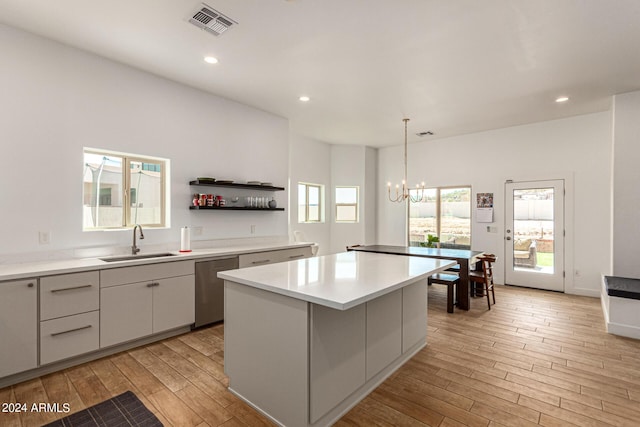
[
  {"left": 298, "top": 182, "right": 324, "bottom": 223},
  {"left": 408, "top": 185, "right": 472, "bottom": 248},
  {"left": 83, "top": 148, "right": 168, "bottom": 230},
  {"left": 335, "top": 186, "right": 359, "bottom": 223}
]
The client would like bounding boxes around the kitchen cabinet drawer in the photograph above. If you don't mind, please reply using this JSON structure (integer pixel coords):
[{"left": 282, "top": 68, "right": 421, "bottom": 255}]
[
  {"left": 40, "top": 311, "right": 99, "bottom": 365},
  {"left": 100, "top": 260, "right": 194, "bottom": 288},
  {"left": 238, "top": 247, "right": 312, "bottom": 268},
  {"left": 239, "top": 251, "right": 277, "bottom": 268},
  {"left": 40, "top": 271, "right": 99, "bottom": 320},
  {"left": 273, "top": 247, "right": 313, "bottom": 262}
]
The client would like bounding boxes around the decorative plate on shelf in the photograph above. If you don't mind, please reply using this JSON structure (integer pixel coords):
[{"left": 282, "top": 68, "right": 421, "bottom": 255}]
[
  {"left": 260, "top": 182, "right": 273, "bottom": 186},
  {"left": 247, "top": 181, "right": 261, "bottom": 185},
  {"left": 197, "top": 177, "right": 216, "bottom": 182}
]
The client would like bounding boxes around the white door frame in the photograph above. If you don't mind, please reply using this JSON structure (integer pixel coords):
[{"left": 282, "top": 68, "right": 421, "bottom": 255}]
[{"left": 501, "top": 173, "right": 574, "bottom": 293}]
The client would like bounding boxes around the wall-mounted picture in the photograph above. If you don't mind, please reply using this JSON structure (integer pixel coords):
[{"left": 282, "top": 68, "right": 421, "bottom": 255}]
[{"left": 477, "top": 192, "right": 494, "bottom": 208}]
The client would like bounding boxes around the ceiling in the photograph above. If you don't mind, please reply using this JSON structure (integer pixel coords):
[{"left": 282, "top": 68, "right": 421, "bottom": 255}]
[{"left": 1, "top": 0, "right": 640, "bottom": 147}]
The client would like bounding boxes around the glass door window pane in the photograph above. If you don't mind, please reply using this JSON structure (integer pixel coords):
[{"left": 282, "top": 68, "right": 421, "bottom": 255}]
[{"left": 512, "top": 187, "right": 554, "bottom": 272}]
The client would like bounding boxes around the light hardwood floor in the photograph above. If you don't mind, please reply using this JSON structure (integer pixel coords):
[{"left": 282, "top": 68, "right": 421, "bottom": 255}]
[{"left": 2, "top": 285, "right": 640, "bottom": 427}]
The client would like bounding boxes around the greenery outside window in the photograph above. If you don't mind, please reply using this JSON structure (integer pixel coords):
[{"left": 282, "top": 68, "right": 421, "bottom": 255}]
[
  {"left": 409, "top": 186, "right": 471, "bottom": 249},
  {"left": 298, "top": 182, "right": 323, "bottom": 223},
  {"left": 335, "top": 186, "right": 359, "bottom": 222},
  {"left": 83, "top": 148, "right": 169, "bottom": 230}
]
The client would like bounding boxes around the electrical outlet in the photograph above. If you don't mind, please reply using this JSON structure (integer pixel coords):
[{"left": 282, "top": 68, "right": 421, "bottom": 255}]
[
  {"left": 193, "top": 226, "right": 203, "bottom": 236},
  {"left": 251, "top": 225, "right": 256, "bottom": 234},
  {"left": 39, "top": 231, "right": 51, "bottom": 245}
]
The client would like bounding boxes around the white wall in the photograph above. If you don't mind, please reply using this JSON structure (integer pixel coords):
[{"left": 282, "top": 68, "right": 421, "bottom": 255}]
[
  {"left": 329, "top": 145, "right": 377, "bottom": 253},
  {"left": 378, "top": 112, "right": 613, "bottom": 295},
  {"left": 612, "top": 91, "right": 640, "bottom": 278},
  {"left": 289, "top": 140, "right": 378, "bottom": 255},
  {"left": 288, "top": 134, "right": 332, "bottom": 255},
  {"left": 0, "top": 24, "right": 289, "bottom": 259}
]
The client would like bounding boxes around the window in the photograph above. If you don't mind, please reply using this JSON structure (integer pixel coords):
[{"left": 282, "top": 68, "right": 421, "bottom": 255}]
[
  {"left": 335, "top": 186, "right": 359, "bottom": 222},
  {"left": 298, "top": 183, "right": 323, "bottom": 223},
  {"left": 83, "top": 148, "right": 168, "bottom": 230},
  {"left": 409, "top": 186, "right": 471, "bottom": 249}
]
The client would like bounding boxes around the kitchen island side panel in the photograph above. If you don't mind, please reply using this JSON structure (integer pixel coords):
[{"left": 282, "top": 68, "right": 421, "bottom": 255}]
[
  {"left": 309, "top": 303, "right": 366, "bottom": 423},
  {"left": 224, "top": 281, "right": 309, "bottom": 427},
  {"left": 403, "top": 280, "right": 428, "bottom": 352},
  {"left": 365, "top": 289, "right": 403, "bottom": 380}
]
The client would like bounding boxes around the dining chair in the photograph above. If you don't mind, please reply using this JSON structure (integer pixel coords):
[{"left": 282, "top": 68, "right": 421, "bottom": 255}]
[{"left": 469, "top": 254, "right": 497, "bottom": 310}]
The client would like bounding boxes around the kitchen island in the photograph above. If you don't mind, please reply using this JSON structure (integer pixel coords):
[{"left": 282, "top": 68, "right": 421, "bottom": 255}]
[{"left": 218, "top": 251, "right": 455, "bottom": 427}]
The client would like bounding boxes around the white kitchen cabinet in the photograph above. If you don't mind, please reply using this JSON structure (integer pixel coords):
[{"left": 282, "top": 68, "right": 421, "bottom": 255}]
[
  {"left": 100, "top": 260, "right": 195, "bottom": 348},
  {"left": 153, "top": 274, "right": 195, "bottom": 333},
  {"left": 0, "top": 279, "right": 38, "bottom": 377},
  {"left": 40, "top": 311, "right": 100, "bottom": 365},
  {"left": 100, "top": 281, "right": 153, "bottom": 348},
  {"left": 40, "top": 271, "right": 99, "bottom": 320},
  {"left": 39, "top": 271, "right": 101, "bottom": 364},
  {"left": 238, "top": 246, "right": 312, "bottom": 268}
]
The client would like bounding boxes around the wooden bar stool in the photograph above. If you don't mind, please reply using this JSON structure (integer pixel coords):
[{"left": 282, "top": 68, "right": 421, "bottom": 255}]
[
  {"left": 428, "top": 273, "right": 460, "bottom": 313},
  {"left": 469, "top": 254, "right": 496, "bottom": 310}
]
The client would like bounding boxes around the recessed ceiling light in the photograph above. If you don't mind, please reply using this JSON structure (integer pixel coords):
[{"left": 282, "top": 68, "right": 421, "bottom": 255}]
[
  {"left": 204, "top": 56, "right": 219, "bottom": 64},
  {"left": 299, "top": 96, "right": 310, "bottom": 102},
  {"left": 555, "top": 96, "right": 569, "bottom": 103}
]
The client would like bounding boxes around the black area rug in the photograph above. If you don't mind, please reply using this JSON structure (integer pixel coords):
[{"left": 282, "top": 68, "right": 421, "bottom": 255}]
[{"left": 43, "top": 390, "right": 163, "bottom": 427}]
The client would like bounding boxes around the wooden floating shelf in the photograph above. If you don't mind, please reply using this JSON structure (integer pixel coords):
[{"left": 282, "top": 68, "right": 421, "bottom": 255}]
[
  {"left": 189, "top": 180, "right": 285, "bottom": 191},
  {"left": 189, "top": 206, "right": 285, "bottom": 211}
]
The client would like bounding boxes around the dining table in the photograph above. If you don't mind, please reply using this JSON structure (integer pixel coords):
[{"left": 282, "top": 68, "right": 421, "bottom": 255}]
[{"left": 347, "top": 245, "right": 483, "bottom": 310}]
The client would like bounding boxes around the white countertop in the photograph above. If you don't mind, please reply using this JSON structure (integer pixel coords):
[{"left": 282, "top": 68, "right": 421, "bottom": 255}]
[
  {"left": 0, "top": 242, "right": 314, "bottom": 282},
  {"left": 218, "top": 251, "right": 456, "bottom": 310}
]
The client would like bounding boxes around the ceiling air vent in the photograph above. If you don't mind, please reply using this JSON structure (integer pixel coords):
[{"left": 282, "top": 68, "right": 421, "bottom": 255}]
[{"left": 189, "top": 4, "right": 237, "bottom": 36}]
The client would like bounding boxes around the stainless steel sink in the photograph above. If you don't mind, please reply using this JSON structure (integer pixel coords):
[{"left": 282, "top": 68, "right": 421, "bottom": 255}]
[{"left": 99, "top": 252, "right": 176, "bottom": 262}]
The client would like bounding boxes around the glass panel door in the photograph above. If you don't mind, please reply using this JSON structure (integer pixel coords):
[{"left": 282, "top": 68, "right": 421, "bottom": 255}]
[{"left": 505, "top": 180, "right": 564, "bottom": 291}]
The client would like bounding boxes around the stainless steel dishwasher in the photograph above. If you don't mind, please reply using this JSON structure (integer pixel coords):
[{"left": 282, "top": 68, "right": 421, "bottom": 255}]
[{"left": 194, "top": 256, "right": 239, "bottom": 327}]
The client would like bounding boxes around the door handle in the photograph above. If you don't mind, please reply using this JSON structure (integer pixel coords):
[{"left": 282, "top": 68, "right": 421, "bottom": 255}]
[
  {"left": 506, "top": 237, "right": 512, "bottom": 240},
  {"left": 51, "top": 324, "right": 92, "bottom": 337},
  {"left": 51, "top": 284, "right": 92, "bottom": 293}
]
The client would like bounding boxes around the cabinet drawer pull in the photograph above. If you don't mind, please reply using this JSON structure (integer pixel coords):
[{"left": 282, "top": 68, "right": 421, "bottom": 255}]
[
  {"left": 251, "top": 259, "right": 271, "bottom": 265},
  {"left": 51, "top": 284, "right": 92, "bottom": 293},
  {"left": 146, "top": 282, "right": 160, "bottom": 287},
  {"left": 28, "top": 282, "right": 34, "bottom": 288},
  {"left": 50, "top": 324, "right": 92, "bottom": 337},
  {"left": 289, "top": 254, "right": 305, "bottom": 259}
]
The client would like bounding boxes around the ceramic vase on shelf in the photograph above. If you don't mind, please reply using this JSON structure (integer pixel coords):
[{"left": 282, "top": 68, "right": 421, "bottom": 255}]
[{"left": 268, "top": 197, "right": 277, "bottom": 208}]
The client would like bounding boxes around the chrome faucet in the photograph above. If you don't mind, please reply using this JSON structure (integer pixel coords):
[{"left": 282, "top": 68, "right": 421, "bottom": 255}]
[{"left": 132, "top": 224, "right": 144, "bottom": 255}]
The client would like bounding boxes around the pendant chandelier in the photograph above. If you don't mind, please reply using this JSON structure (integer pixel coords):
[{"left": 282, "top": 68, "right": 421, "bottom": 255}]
[{"left": 387, "top": 118, "right": 426, "bottom": 203}]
